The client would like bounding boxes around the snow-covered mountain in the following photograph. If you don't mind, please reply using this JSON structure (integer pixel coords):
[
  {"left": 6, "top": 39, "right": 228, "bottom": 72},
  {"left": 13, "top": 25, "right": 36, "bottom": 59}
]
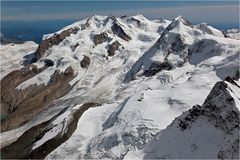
[
  {"left": 0, "top": 41, "right": 37, "bottom": 79},
  {"left": 0, "top": 14, "right": 239, "bottom": 159},
  {"left": 225, "top": 28, "right": 240, "bottom": 40}
]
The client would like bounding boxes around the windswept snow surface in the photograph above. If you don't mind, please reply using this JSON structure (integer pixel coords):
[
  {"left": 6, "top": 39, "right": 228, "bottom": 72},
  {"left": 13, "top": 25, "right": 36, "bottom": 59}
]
[
  {"left": 1, "top": 15, "right": 239, "bottom": 159},
  {"left": 0, "top": 41, "right": 37, "bottom": 79},
  {"left": 226, "top": 28, "right": 240, "bottom": 40}
]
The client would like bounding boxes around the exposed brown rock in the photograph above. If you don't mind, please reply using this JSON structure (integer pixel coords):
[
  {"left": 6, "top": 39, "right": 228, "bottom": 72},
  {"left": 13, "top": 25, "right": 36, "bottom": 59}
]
[
  {"left": 81, "top": 17, "right": 91, "bottom": 30},
  {"left": 1, "top": 103, "right": 100, "bottom": 159},
  {"left": 93, "top": 32, "right": 109, "bottom": 46},
  {"left": 31, "top": 27, "right": 79, "bottom": 63},
  {"left": 103, "top": 16, "right": 118, "bottom": 26},
  {"left": 1, "top": 66, "right": 43, "bottom": 117},
  {"left": 80, "top": 56, "right": 91, "bottom": 68},
  {"left": 0, "top": 66, "right": 76, "bottom": 132},
  {"left": 111, "top": 23, "right": 131, "bottom": 42},
  {"left": 71, "top": 42, "right": 79, "bottom": 51},
  {"left": 144, "top": 61, "right": 172, "bottom": 77},
  {"left": 107, "top": 41, "right": 121, "bottom": 56}
]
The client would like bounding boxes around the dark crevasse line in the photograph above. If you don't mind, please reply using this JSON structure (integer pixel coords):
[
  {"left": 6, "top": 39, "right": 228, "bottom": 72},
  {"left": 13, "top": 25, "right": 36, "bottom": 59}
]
[{"left": 1, "top": 102, "right": 100, "bottom": 159}]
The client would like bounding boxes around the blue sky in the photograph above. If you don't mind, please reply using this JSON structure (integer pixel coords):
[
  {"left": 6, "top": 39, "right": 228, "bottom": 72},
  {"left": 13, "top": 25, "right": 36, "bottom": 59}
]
[{"left": 1, "top": 1, "right": 239, "bottom": 24}]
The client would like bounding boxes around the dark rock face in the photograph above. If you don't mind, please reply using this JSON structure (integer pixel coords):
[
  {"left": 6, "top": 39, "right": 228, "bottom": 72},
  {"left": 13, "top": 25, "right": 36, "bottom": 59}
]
[
  {"left": 93, "top": 32, "right": 109, "bottom": 46},
  {"left": 120, "top": 15, "right": 127, "bottom": 19},
  {"left": 0, "top": 66, "right": 75, "bottom": 132},
  {"left": 222, "top": 31, "right": 229, "bottom": 38},
  {"left": 144, "top": 61, "right": 172, "bottom": 77},
  {"left": 196, "top": 23, "right": 214, "bottom": 35},
  {"left": 178, "top": 80, "right": 239, "bottom": 134},
  {"left": 31, "top": 27, "right": 79, "bottom": 63},
  {"left": 43, "top": 59, "right": 54, "bottom": 67},
  {"left": 71, "top": 43, "right": 79, "bottom": 51},
  {"left": 103, "top": 16, "right": 117, "bottom": 26},
  {"left": 170, "top": 35, "right": 186, "bottom": 52},
  {"left": 110, "top": 15, "right": 118, "bottom": 22},
  {"left": 157, "top": 26, "right": 165, "bottom": 33},
  {"left": 128, "top": 17, "right": 141, "bottom": 27},
  {"left": 111, "top": 23, "right": 131, "bottom": 42},
  {"left": 107, "top": 41, "right": 121, "bottom": 56},
  {"left": 81, "top": 56, "right": 91, "bottom": 68},
  {"left": 225, "top": 76, "right": 240, "bottom": 88},
  {"left": 81, "top": 17, "right": 91, "bottom": 30}
]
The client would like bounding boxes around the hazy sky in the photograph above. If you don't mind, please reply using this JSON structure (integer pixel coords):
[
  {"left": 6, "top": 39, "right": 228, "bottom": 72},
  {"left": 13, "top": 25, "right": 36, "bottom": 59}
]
[{"left": 1, "top": 1, "right": 239, "bottom": 24}]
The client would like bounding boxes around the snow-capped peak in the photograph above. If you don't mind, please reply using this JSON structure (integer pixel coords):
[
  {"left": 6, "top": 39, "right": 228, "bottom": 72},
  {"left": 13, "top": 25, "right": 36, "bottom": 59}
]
[{"left": 167, "top": 15, "right": 194, "bottom": 30}]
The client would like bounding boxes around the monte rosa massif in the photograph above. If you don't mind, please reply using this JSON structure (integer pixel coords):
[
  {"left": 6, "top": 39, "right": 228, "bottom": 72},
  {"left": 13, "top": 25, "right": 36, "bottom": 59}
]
[{"left": 0, "top": 14, "right": 239, "bottom": 159}]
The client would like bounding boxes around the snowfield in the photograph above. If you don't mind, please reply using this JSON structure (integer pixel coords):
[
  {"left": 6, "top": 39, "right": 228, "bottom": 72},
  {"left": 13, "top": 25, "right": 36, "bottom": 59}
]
[
  {"left": 0, "top": 41, "right": 37, "bottom": 79},
  {"left": 1, "top": 14, "right": 239, "bottom": 159}
]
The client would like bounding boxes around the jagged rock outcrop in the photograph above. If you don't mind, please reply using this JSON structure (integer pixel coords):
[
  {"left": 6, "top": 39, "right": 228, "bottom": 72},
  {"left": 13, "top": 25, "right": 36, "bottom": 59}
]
[
  {"left": 80, "top": 56, "right": 91, "bottom": 68},
  {"left": 196, "top": 23, "right": 214, "bottom": 35},
  {"left": 71, "top": 42, "right": 79, "bottom": 51},
  {"left": 81, "top": 17, "right": 91, "bottom": 30},
  {"left": 107, "top": 41, "right": 121, "bottom": 56},
  {"left": 128, "top": 17, "right": 141, "bottom": 27},
  {"left": 31, "top": 27, "right": 79, "bottom": 63},
  {"left": 120, "top": 15, "right": 127, "bottom": 19},
  {"left": 103, "top": 15, "right": 133, "bottom": 42},
  {"left": 43, "top": 59, "right": 54, "bottom": 67},
  {"left": 111, "top": 23, "right": 131, "bottom": 41},
  {"left": 0, "top": 66, "right": 76, "bottom": 132},
  {"left": 143, "top": 61, "right": 172, "bottom": 77},
  {"left": 93, "top": 32, "right": 109, "bottom": 46},
  {"left": 225, "top": 76, "right": 240, "bottom": 87},
  {"left": 224, "top": 29, "right": 240, "bottom": 40}
]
